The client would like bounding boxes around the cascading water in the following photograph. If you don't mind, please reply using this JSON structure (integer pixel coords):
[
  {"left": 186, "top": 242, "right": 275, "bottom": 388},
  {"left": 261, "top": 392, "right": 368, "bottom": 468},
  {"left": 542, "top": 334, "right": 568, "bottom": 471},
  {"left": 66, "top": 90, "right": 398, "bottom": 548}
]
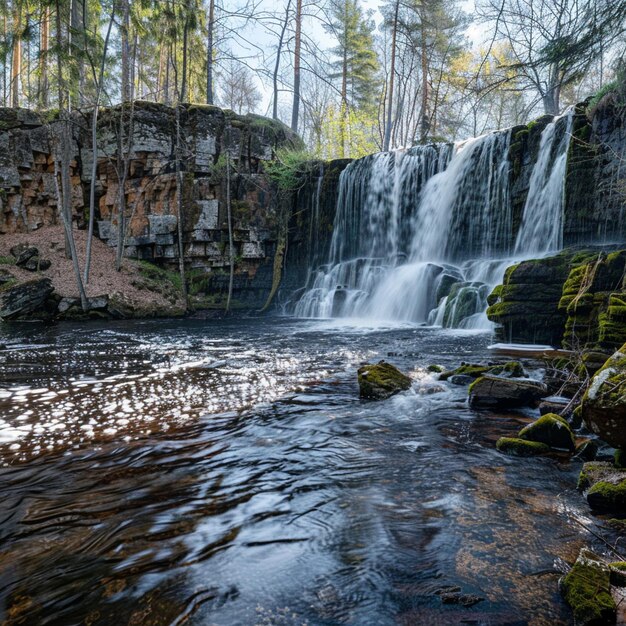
[
  {"left": 515, "top": 111, "right": 574, "bottom": 255},
  {"left": 292, "top": 111, "right": 574, "bottom": 328}
]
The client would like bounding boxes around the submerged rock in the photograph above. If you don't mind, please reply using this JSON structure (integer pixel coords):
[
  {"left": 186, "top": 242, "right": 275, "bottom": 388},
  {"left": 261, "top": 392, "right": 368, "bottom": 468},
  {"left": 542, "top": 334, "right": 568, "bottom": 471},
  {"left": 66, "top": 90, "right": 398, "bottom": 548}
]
[
  {"left": 468, "top": 375, "right": 547, "bottom": 409},
  {"left": 518, "top": 413, "right": 576, "bottom": 451},
  {"left": 574, "top": 440, "right": 599, "bottom": 462},
  {"left": 357, "top": 361, "right": 412, "bottom": 400},
  {"left": 0, "top": 277, "right": 55, "bottom": 320},
  {"left": 449, "top": 374, "right": 474, "bottom": 386},
  {"left": 581, "top": 343, "right": 626, "bottom": 449},
  {"left": 496, "top": 437, "right": 550, "bottom": 456},
  {"left": 560, "top": 548, "right": 616, "bottom": 626}
]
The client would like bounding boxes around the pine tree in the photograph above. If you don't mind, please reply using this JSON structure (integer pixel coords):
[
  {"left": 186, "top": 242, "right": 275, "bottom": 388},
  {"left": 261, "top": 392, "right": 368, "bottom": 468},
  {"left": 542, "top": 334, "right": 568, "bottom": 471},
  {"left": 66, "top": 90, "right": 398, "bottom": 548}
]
[{"left": 325, "top": 0, "right": 379, "bottom": 157}]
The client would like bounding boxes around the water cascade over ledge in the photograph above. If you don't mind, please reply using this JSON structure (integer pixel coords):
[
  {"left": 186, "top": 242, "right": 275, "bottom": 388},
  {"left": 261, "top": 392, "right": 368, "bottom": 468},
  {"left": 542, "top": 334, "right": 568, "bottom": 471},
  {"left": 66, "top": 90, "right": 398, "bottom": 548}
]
[{"left": 291, "top": 111, "right": 575, "bottom": 328}]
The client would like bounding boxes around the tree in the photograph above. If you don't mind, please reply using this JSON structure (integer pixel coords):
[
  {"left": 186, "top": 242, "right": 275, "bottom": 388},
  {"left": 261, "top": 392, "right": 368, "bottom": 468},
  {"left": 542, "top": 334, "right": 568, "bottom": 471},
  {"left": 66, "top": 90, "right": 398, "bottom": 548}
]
[
  {"left": 217, "top": 56, "right": 261, "bottom": 113},
  {"left": 324, "top": 0, "right": 379, "bottom": 157},
  {"left": 478, "top": 0, "right": 625, "bottom": 115}
]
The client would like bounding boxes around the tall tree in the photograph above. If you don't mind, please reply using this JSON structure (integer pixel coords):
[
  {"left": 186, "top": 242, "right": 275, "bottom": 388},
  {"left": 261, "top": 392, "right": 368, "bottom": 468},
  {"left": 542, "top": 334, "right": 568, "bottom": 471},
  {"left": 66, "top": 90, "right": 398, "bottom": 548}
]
[
  {"left": 325, "top": 0, "right": 379, "bottom": 157},
  {"left": 290, "top": 0, "right": 302, "bottom": 132}
]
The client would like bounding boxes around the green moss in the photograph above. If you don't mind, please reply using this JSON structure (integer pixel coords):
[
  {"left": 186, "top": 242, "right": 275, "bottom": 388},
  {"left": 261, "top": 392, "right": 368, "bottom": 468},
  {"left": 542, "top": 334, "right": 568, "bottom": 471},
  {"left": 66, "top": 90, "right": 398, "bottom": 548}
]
[
  {"left": 587, "top": 479, "right": 626, "bottom": 512},
  {"left": 0, "top": 256, "right": 16, "bottom": 265},
  {"left": 442, "top": 361, "right": 525, "bottom": 381},
  {"left": 357, "top": 361, "right": 412, "bottom": 399},
  {"left": 496, "top": 437, "right": 549, "bottom": 456},
  {"left": 518, "top": 413, "right": 575, "bottom": 451},
  {"left": 561, "top": 553, "right": 616, "bottom": 625},
  {"left": 609, "top": 562, "right": 626, "bottom": 586},
  {"left": 427, "top": 364, "right": 445, "bottom": 373},
  {"left": 136, "top": 260, "right": 183, "bottom": 292}
]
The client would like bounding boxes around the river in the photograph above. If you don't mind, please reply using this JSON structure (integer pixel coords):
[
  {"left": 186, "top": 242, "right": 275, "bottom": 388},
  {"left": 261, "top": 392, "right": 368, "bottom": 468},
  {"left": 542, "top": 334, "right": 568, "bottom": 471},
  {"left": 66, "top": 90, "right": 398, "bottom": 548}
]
[{"left": 0, "top": 318, "right": 595, "bottom": 624}]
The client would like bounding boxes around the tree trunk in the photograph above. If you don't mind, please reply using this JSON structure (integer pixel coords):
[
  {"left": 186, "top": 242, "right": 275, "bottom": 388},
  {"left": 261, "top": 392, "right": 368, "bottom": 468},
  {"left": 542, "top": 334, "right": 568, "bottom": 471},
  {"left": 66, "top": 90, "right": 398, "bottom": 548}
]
[
  {"left": 291, "top": 0, "right": 302, "bottom": 132},
  {"left": 419, "top": 17, "right": 430, "bottom": 144},
  {"left": 206, "top": 0, "right": 215, "bottom": 104},
  {"left": 40, "top": 6, "right": 49, "bottom": 108},
  {"left": 273, "top": 0, "right": 291, "bottom": 120},
  {"left": 84, "top": 4, "right": 115, "bottom": 284},
  {"left": 225, "top": 125, "right": 234, "bottom": 314},
  {"left": 120, "top": 0, "right": 130, "bottom": 103},
  {"left": 383, "top": 0, "right": 399, "bottom": 152},
  {"left": 11, "top": 1, "right": 21, "bottom": 108}
]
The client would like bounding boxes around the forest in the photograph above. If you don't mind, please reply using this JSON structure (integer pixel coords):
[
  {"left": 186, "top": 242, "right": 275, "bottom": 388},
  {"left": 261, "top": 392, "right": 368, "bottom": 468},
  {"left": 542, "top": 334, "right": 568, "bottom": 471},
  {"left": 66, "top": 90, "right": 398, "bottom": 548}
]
[{"left": 1, "top": 0, "right": 624, "bottom": 158}]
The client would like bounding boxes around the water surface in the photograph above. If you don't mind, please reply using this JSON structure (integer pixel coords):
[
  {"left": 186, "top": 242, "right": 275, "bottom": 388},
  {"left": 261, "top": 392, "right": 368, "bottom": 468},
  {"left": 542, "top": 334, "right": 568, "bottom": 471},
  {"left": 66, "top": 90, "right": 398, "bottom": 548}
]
[{"left": 0, "top": 318, "right": 596, "bottom": 624}]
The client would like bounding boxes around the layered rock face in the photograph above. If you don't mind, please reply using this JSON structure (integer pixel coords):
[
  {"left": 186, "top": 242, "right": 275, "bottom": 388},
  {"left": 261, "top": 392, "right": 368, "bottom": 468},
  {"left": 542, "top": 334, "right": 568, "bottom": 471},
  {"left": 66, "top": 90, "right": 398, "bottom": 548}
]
[
  {"left": 487, "top": 248, "right": 626, "bottom": 350},
  {"left": 0, "top": 103, "right": 348, "bottom": 310}
]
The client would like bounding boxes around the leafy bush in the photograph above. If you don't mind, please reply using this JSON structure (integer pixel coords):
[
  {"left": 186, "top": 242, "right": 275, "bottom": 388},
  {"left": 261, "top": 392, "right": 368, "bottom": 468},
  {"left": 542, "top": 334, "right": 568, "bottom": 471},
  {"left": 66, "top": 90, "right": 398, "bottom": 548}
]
[{"left": 264, "top": 149, "right": 315, "bottom": 192}]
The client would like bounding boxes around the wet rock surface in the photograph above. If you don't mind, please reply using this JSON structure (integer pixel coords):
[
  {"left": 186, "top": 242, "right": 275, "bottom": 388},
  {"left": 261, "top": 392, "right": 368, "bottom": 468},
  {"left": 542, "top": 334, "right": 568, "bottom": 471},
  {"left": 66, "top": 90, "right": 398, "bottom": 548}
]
[
  {"left": 357, "top": 360, "right": 412, "bottom": 399},
  {"left": 468, "top": 375, "right": 548, "bottom": 409},
  {"left": 0, "top": 277, "right": 55, "bottom": 320}
]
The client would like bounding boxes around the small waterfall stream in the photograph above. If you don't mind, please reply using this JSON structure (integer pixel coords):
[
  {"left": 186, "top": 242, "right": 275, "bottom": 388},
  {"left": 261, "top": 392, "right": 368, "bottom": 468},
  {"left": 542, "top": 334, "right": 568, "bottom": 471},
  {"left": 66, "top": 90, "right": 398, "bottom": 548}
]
[{"left": 292, "top": 111, "right": 574, "bottom": 327}]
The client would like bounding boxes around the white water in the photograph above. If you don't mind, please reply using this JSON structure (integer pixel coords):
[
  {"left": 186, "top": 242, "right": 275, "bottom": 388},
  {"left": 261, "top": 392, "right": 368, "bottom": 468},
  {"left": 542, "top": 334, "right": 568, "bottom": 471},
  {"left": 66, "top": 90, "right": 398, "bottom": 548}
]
[{"left": 293, "top": 113, "right": 574, "bottom": 328}]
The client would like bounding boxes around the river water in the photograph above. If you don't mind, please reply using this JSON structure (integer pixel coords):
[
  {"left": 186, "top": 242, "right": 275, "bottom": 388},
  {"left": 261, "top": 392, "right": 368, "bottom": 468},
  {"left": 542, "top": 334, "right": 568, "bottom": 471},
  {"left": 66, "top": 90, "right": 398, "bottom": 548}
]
[{"left": 0, "top": 318, "right": 598, "bottom": 624}]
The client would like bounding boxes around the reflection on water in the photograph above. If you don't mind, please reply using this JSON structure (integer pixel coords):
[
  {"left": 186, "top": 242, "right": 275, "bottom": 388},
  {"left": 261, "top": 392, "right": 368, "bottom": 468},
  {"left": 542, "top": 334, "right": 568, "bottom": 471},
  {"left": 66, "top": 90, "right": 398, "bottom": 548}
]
[{"left": 0, "top": 318, "right": 597, "bottom": 624}]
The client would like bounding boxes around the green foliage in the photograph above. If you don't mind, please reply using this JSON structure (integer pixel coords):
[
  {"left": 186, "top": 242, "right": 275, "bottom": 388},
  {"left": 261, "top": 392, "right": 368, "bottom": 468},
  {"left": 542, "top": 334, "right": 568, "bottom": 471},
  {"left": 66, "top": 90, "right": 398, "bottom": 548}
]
[
  {"left": 0, "top": 256, "right": 16, "bottom": 265},
  {"left": 589, "top": 80, "right": 618, "bottom": 111},
  {"left": 136, "top": 260, "right": 182, "bottom": 292},
  {"left": 264, "top": 149, "right": 315, "bottom": 192}
]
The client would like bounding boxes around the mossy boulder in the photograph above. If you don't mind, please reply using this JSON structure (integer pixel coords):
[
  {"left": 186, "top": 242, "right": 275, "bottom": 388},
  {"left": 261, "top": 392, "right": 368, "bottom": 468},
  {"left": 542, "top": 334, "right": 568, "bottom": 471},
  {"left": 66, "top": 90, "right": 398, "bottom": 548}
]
[
  {"left": 468, "top": 375, "right": 547, "bottom": 409},
  {"left": 587, "top": 480, "right": 626, "bottom": 513},
  {"left": 357, "top": 361, "right": 412, "bottom": 400},
  {"left": 440, "top": 361, "right": 525, "bottom": 381},
  {"left": 427, "top": 364, "right": 446, "bottom": 373},
  {"left": 608, "top": 562, "right": 626, "bottom": 587},
  {"left": 518, "top": 413, "right": 576, "bottom": 451},
  {"left": 581, "top": 343, "right": 626, "bottom": 448},
  {"left": 560, "top": 548, "right": 616, "bottom": 626},
  {"left": 496, "top": 437, "right": 549, "bottom": 457}
]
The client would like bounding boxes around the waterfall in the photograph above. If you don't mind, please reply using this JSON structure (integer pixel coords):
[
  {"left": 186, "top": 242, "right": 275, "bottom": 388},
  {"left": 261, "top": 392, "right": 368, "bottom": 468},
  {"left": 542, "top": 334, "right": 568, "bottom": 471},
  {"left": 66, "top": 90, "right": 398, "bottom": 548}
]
[
  {"left": 515, "top": 111, "right": 574, "bottom": 255},
  {"left": 291, "top": 115, "right": 574, "bottom": 327}
]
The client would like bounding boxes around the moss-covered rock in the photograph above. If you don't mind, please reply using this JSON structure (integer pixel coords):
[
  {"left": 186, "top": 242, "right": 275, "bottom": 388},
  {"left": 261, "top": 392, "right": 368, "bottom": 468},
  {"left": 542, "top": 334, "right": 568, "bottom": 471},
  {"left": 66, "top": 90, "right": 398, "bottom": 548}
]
[
  {"left": 614, "top": 449, "right": 626, "bottom": 469},
  {"left": 427, "top": 364, "right": 446, "bottom": 373},
  {"left": 608, "top": 562, "right": 626, "bottom": 587},
  {"left": 496, "top": 437, "right": 550, "bottom": 457},
  {"left": 581, "top": 343, "right": 626, "bottom": 448},
  {"left": 468, "top": 375, "right": 547, "bottom": 409},
  {"left": 586, "top": 480, "right": 626, "bottom": 513},
  {"left": 518, "top": 413, "right": 576, "bottom": 451},
  {"left": 560, "top": 548, "right": 616, "bottom": 626},
  {"left": 357, "top": 361, "right": 412, "bottom": 400},
  {"left": 577, "top": 461, "right": 617, "bottom": 492},
  {"left": 440, "top": 361, "right": 525, "bottom": 381}
]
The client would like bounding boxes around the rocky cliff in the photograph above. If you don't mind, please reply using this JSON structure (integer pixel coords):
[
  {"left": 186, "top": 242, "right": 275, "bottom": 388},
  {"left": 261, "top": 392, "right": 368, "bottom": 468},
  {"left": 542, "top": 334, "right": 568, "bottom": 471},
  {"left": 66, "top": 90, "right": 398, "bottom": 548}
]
[{"left": 0, "top": 102, "right": 348, "bottom": 311}]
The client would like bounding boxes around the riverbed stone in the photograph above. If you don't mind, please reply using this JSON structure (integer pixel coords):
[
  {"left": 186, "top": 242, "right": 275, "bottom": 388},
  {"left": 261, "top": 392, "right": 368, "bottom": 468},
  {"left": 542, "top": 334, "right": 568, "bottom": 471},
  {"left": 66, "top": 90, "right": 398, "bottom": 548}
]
[
  {"left": 468, "top": 375, "right": 547, "bottom": 409},
  {"left": 560, "top": 548, "right": 616, "bottom": 626},
  {"left": 441, "top": 360, "right": 526, "bottom": 381},
  {"left": 496, "top": 437, "right": 550, "bottom": 456},
  {"left": 0, "top": 277, "right": 55, "bottom": 320},
  {"left": 518, "top": 413, "right": 576, "bottom": 451},
  {"left": 580, "top": 343, "right": 626, "bottom": 449},
  {"left": 357, "top": 361, "right": 412, "bottom": 400}
]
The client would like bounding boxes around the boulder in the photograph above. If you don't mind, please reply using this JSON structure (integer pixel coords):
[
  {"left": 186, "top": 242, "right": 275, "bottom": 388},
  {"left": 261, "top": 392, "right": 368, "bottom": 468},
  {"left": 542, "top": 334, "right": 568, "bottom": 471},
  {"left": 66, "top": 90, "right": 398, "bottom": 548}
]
[
  {"left": 22, "top": 256, "right": 51, "bottom": 272},
  {"left": 0, "top": 278, "right": 55, "bottom": 320},
  {"left": 357, "top": 361, "right": 412, "bottom": 400},
  {"left": 518, "top": 413, "right": 576, "bottom": 451},
  {"left": 10, "top": 244, "right": 39, "bottom": 266},
  {"left": 573, "top": 440, "right": 599, "bottom": 462},
  {"left": 496, "top": 437, "right": 550, "bottom": 457},
  {"left": 441, "top": 360, "right": 526, "bottom": 381},
  {"left": 449, "top": 374, "right": 474, "bottom": 386},
  {"left": 608, "top": 562, "right": 626, "bottom": 587},
  {"left": 539, "top": 398, "right": 570, "bottom": 416},
  {"left": 581, "top": 343, "right": 626, "bottom": 449},
  {"left": 560, "top": 548, "right": 616, "bottom": 626},
  {"left": 577, "top": 461, "right": 626, "bottom": 514},
  {"left": 468, "top": 375, "right": 547, "bottom": 409}
]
